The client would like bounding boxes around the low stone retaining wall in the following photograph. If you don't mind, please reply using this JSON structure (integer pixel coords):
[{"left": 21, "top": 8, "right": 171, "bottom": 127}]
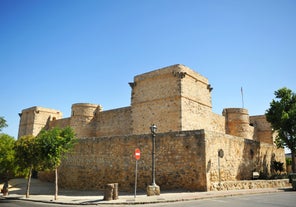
[{"left": 210, "top": 179, "right": 290, "bottom": 191}]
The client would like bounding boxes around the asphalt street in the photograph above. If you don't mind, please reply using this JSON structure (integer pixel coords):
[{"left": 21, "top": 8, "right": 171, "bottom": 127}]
[
  {"left": 147, "top": 191, "right": 296, "bottom": 207},
  {"left": 1, "top": 191, "right": 295, "bottom": 207}
]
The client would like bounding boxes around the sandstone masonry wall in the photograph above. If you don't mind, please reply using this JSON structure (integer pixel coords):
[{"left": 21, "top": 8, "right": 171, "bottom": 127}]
[
  {"left": 50, "top": 118, "right": 70, "bottom": 129},
  {"left": 223, "top": 108, "right": 255, "bottom": 139},
  {"left": 18, "top": 106, "right": 62, "bottom": 137},
  {"left": 49, "top": 105, "right": 132, "bottom": 138},
  {"left": 131, "top": 65, "right": 182, "bottom": 134},
  {"left": 39, "top": 129, "right": 285, "bottom": 192},
  {"left": 57, "top": 130, "right": 207, "bottom": 191},
  {"left": 204, "top": 130, "right": 286, "bottom": 190},
  {"left": 181, "top": 99, "right": 213, "bottom": 131},
  {"left": 70, "top": 103, "right": 99, "bottom": 137},
  {"left": 250, "top": 115, "right": 275, "bottom": 144},
  {"left": 180, "top": 67, "right": 211, "bottom": 107},
  {"left": 210, "top": 179, "right": 290, "bottom": 191},
  {"left": 209, "top": 113, "right": 225, "bottom": 133},
  {"left": 130, "top": 64, "right": 213, "bottom": 135},
  {"left": 95, "top": 107, "right": 132, "bottom": 137}
]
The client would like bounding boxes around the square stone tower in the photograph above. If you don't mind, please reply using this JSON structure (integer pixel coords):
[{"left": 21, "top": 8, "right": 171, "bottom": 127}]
[
  {"left": 130, "top": 64, "right": 213, "bottom": 134},
  {"left": 18, "top": 106, "right": 62, "bottom": 138}
]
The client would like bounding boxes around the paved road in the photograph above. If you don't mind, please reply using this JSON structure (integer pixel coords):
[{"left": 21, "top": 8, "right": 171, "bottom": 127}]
[
  {"left": 147, "top": 191, "right": 296, "bottom": 207},
  {"left": 1, "top": 191, "right": 295, "bottom": 207}
]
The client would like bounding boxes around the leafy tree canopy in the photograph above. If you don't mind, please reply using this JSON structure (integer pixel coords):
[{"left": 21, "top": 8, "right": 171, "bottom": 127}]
[
  {"left": 0, "top": 116, "right": 8, "bottom": 132},
  {"left": 0, "top": 134, "right": 16, "bottom": 179},
  {"left": 15, "top": 135, "right": 41, "bottom": 198},
  {"left": 266, "top": 87, "right": 296, "bottom": 151},
  {"left": 37, "top": 127, "right": 77, "bottom": 170},
  {"left": 266, "top": 87, "right": 296, "bottom": 172},
  {"left": 36, "top": 126, "right": 76, "bottom": 200},
  {"left": 15, "top": 135, "right": 40, "bottom": 170}
]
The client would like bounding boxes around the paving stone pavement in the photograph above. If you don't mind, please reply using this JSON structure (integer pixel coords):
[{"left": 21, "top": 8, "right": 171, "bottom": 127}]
[{"left": 1, "top": 178, "right": 293, "bottom": 205}]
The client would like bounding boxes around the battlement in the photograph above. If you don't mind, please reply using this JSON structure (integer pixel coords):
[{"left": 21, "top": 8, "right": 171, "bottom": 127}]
[{"left": 18, "top": 64, "right": 274, "bottom": 143}]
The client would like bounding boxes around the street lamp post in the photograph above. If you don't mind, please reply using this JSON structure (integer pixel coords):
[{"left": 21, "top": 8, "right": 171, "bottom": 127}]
[
  {"left": 150, "top": 124, "right": 157, "bottom": 186},
  {"left": 147, "top": 124, "right": 160, "bottom": 196}
]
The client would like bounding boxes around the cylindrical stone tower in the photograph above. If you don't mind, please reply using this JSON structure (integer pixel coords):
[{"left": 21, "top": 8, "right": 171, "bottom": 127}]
[
  {"left": 223, "top": 108, "right": 252, "bottom": 139},
  {"left": 70, "top": 103, "right": 102, "bottom": 137}
]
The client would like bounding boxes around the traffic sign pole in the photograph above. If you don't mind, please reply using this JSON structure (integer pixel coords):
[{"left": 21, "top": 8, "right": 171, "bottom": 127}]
[
  {"left": 134, "top": 159, "right": 138, "bottom": 198},
  {"left": 134, "top": 148, "right": 141, "bottom": 198}
]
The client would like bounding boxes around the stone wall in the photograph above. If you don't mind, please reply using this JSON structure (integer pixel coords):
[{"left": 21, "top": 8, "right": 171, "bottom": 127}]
[
  {"left": 180, "top": 67, "right": 212, "bottom": 109},
  {"left": 131, "top": 65, "right": 182, "bottom": 135},
  {"left": 95, "top": 107, "right": 132, "bottom": 137},
  {"left": 130, "top": 64, "right": 213, "bottom": 135},
  {"left": 223, "top": 108, "right": 255, "bottom": 139},
  {"left": 181, "top": 99, "right": 213, "bottom": 131},
  {"left": 50, "top": 118, "right": 70, "bottom": 129},
  {"left": 204, "top": 130, "right": 286, "bottom": 190},
  {"left": 57, "top": 130, "right": 207, "bottom": 191},
  {"left": 209, "top": 113, "right": 225, "bottom": 133},
  {"left": 18, "top": 106, "right": 62, "bottom": 138},
  {"left": 258, "top": 142, "right": 286, "bottom": 175},
  {"left": 70, "top": 103, "right": 100, "bottom": 137},
  {"left": 250, "top": 115, "right": 275, "bottom": 144},
  {"left": 38, "top": 129, "right": 285, "bottom": 192},
  {"left": 210, "top": 179, "right": 290, "bottom": 191},
  {"left": 50, "top": 106, "right": 132, "bottom": 138}
]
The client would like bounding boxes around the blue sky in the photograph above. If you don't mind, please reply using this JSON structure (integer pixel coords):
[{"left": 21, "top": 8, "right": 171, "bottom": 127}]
[{"left": 1, "top": 0, "right": 295, "bottom": 139}]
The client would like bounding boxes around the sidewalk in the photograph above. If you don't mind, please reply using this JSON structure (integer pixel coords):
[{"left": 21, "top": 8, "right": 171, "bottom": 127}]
[{"left": 1, "top": 178, "right": 292, "bottom": 205}]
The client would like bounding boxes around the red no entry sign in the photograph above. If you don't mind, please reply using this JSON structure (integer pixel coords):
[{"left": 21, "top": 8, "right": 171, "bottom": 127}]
[{"left": 134, "top": 148, "right": 141, "bottom": 160}]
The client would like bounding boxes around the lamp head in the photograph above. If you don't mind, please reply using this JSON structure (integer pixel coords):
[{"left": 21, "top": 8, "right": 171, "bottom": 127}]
[{"left": 150, "top": 124, "right": 157, "bottom": 134}]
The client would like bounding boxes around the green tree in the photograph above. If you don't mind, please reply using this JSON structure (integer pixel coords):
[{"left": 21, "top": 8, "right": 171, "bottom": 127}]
[
  {"left": 15, "top": 135, "right": 40, "bottom": 198},
  {"left": 0, "top": 134, "right": 16, "bottom": 180},
  {"left": 0, "top": 116, "right": 8, "bottom": 132},
  {"left": 266, "top": 87, "right": 296, "bottom": 172},
  {"left": 37, "top": 127, "right": 76, "bottom": 200}
]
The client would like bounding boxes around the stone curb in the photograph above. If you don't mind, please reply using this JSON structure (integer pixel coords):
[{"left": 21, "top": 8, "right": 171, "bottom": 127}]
[{"left": 1, "top": 188, "right": 291, "bottom": 205}]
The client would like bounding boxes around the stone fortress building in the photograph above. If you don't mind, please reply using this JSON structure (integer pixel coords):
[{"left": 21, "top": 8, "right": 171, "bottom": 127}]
[{"left": 18, "top": 64, "right": 286, "bottom": 191}]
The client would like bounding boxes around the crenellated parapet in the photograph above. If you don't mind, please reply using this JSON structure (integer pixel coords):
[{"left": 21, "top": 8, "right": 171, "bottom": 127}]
[{"left": 18, "top": 64, "right": 274, "bottom": 144}]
